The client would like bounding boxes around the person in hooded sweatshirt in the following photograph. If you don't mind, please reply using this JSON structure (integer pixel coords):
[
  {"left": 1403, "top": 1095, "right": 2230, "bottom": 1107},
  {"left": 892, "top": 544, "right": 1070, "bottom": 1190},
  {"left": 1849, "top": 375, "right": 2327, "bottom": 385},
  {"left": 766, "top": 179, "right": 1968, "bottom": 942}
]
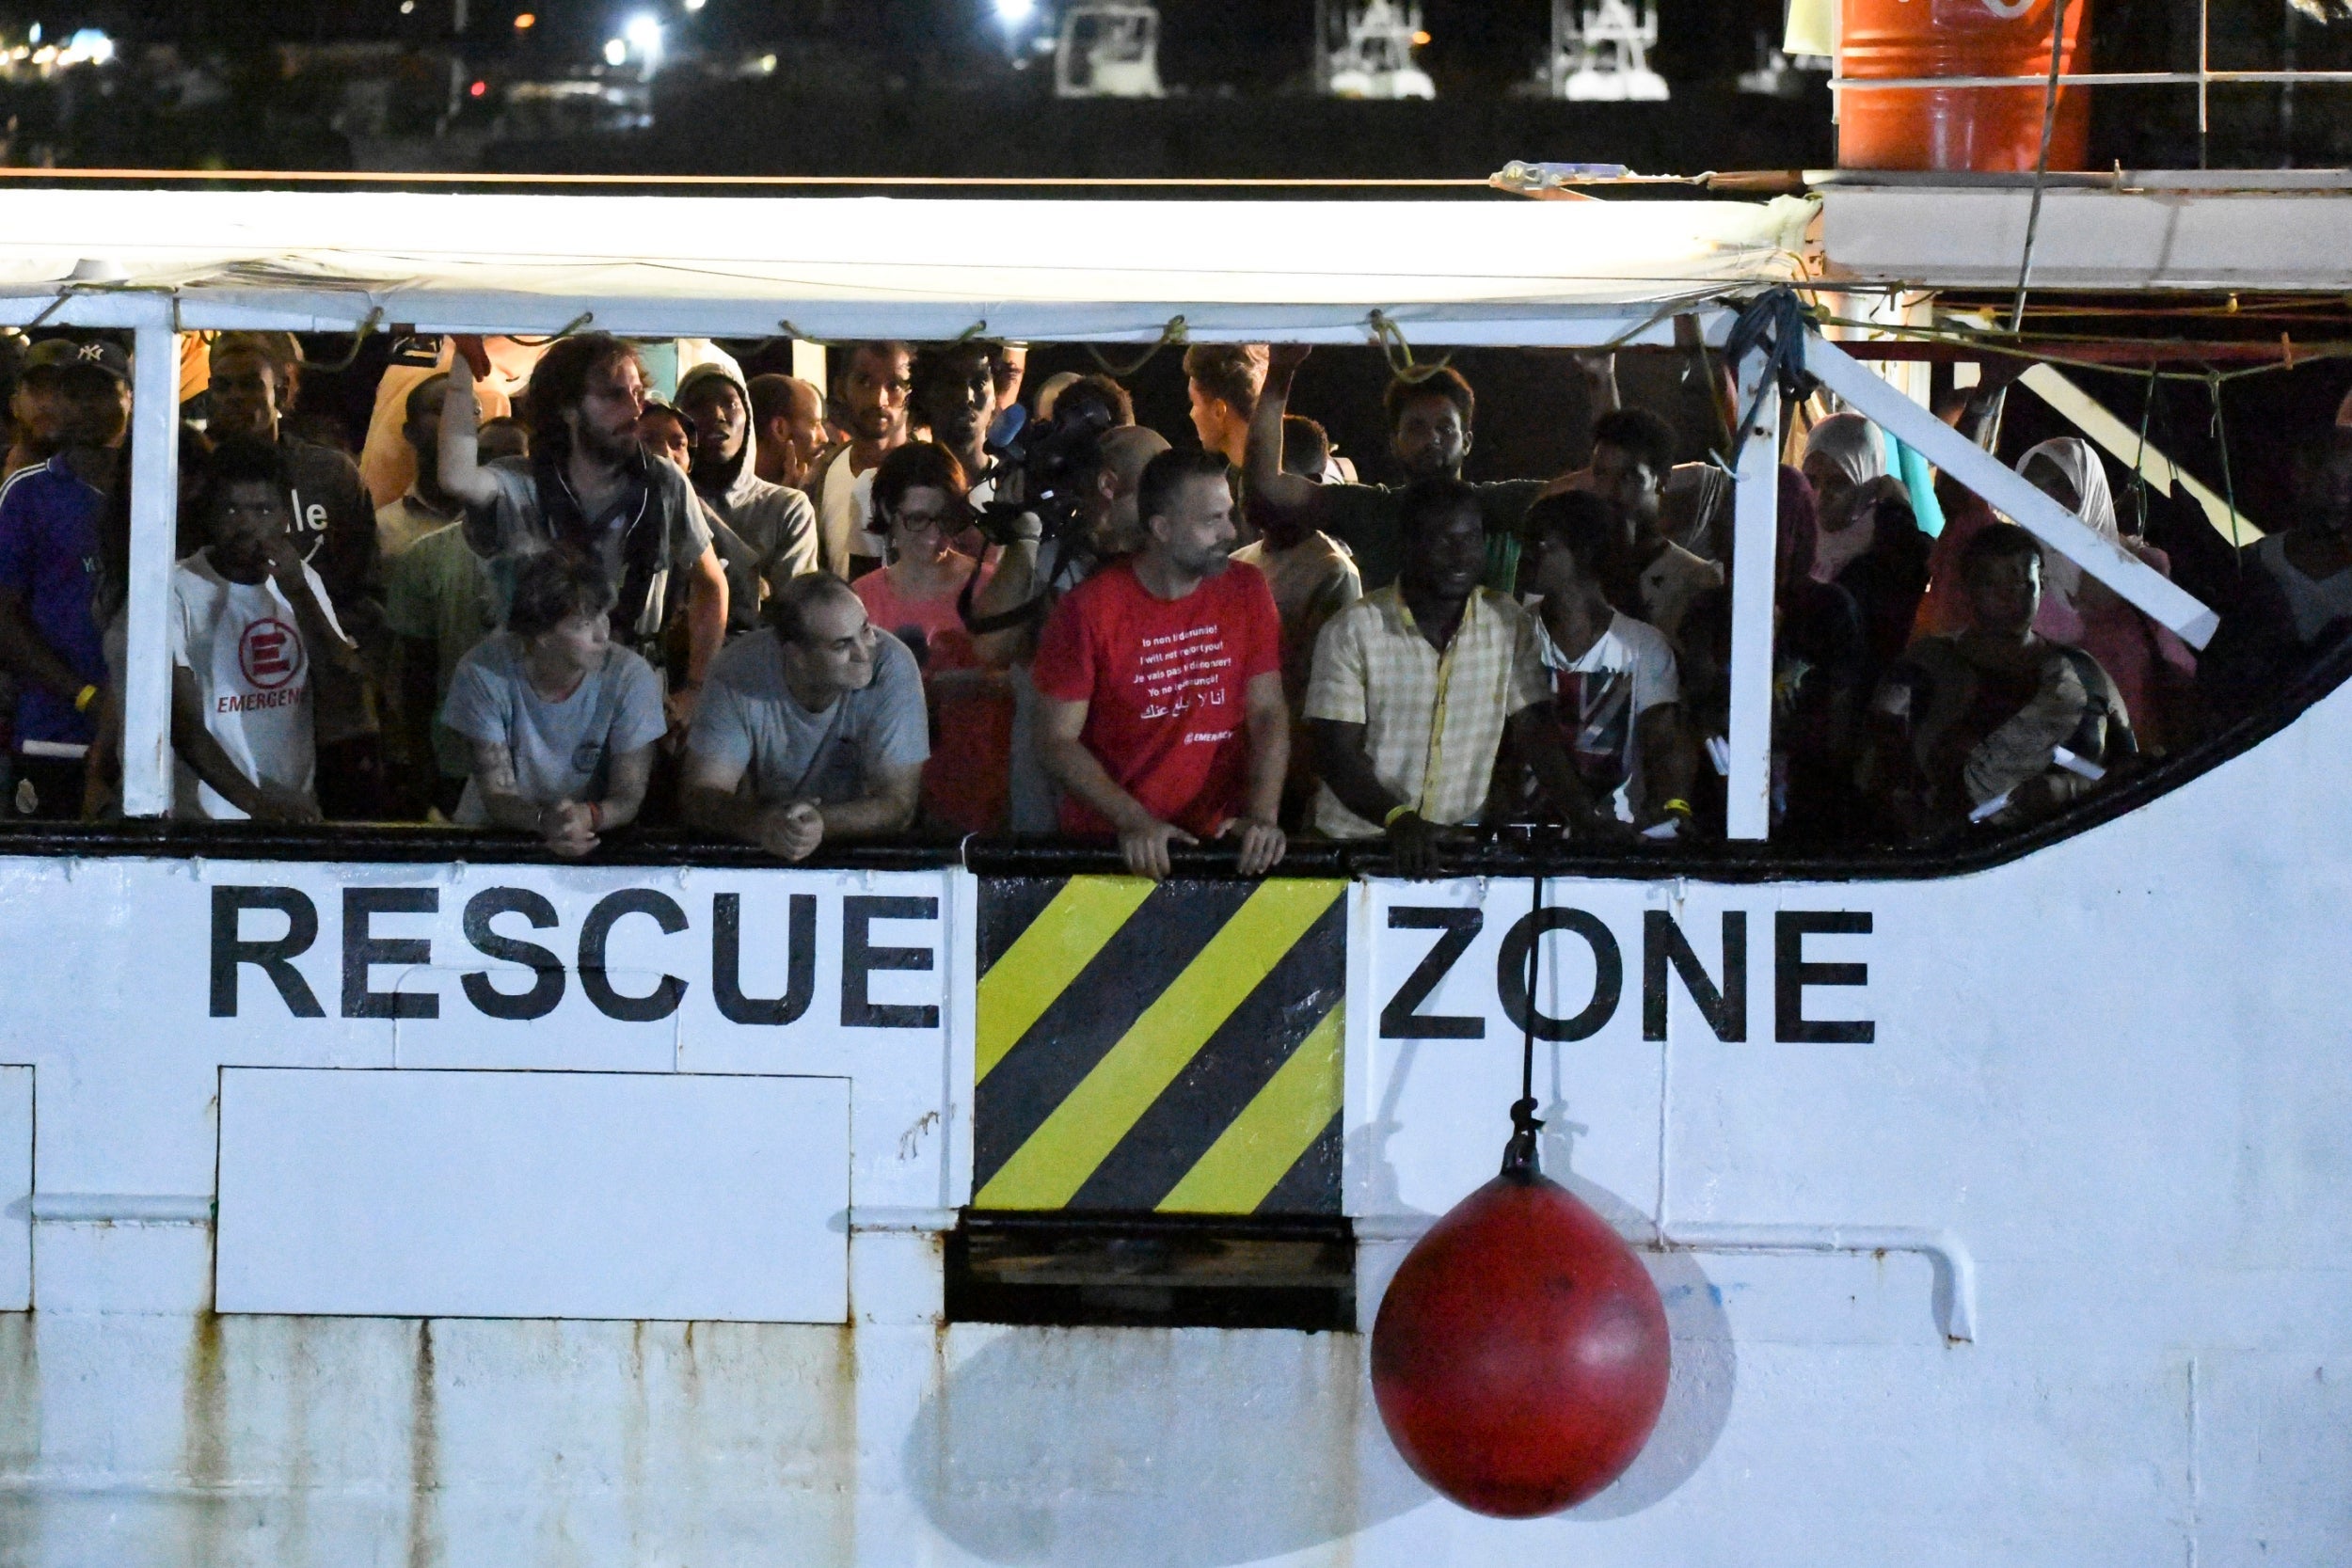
[{"left": 675, "top": 361, "right": 821, "bottom": 637}]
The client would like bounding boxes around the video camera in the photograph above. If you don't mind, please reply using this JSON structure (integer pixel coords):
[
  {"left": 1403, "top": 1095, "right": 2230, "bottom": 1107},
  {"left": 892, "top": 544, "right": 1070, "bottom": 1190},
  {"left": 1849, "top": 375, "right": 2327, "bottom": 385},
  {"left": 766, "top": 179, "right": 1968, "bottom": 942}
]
[{"left": 974, "top": 397, "right": 1115, "bottom": 547}]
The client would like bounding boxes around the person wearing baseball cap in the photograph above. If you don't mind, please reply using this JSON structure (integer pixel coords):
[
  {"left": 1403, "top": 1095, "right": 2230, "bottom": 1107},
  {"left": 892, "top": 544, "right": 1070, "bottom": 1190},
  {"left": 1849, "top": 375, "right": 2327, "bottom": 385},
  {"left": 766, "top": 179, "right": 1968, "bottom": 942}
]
[
  {"left": 7, "top": 337, "right": 130, "bottom": 480},
  {"left": 0, "top": 336, "right": 132, "bottom": 816}
]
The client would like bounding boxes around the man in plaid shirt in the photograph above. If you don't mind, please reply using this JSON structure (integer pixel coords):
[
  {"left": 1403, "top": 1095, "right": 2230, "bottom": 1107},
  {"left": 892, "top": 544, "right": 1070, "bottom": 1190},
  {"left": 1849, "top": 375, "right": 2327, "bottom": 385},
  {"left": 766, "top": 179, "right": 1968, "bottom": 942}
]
[{"left": 1306, "top": 477, "right": 1615, "bottom": 876}]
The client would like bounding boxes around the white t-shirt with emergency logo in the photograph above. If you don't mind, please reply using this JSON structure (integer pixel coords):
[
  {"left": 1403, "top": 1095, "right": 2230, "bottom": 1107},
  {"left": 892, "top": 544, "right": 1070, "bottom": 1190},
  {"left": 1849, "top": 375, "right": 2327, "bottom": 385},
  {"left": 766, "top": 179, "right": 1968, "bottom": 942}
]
[{"left": 168, "top": 549, "right": 345, "bottom": 820}]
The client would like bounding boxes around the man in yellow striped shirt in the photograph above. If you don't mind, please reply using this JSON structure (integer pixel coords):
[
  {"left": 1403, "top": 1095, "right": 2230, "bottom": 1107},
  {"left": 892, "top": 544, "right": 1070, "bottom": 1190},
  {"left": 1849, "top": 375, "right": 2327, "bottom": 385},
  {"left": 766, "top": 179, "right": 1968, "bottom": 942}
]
[{"left": 1305, "top": 477, "right": 1613, "bottom": 874}]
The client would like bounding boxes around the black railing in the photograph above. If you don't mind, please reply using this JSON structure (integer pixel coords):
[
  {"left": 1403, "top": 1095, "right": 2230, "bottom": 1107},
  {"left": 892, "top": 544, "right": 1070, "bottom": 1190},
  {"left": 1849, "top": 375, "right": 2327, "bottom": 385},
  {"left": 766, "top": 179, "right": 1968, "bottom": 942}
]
[{"left": 4, "top": 631, "right": 2344, "bottom": 883}]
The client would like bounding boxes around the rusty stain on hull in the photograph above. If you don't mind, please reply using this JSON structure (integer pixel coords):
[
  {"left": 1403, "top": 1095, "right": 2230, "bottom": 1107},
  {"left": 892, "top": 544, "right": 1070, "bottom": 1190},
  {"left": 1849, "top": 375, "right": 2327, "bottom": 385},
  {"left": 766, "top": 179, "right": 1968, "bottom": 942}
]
[
  {"left": 181, "top": 1312, "right": 230, "bottom": 1565},
  {"left": 0, "top": 1313, "right": 40, "bottom": 1568},
  {"left": 406, "top": 1320, "right": 440, "bottom": 1568}
]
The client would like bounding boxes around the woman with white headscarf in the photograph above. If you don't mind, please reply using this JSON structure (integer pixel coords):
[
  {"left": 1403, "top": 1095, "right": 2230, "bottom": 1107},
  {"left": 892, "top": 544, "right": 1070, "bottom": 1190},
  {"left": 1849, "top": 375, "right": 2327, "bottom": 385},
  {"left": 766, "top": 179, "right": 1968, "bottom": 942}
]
[
  {"left": 1802, "top": 411, "right": 1931, "bottom": 684},
  {"left": 1919, "top": 437, "right": 2195, "bottom": 748},
  {"left": 1803, "top": 412, "right": 1887, "bottom": 581}
]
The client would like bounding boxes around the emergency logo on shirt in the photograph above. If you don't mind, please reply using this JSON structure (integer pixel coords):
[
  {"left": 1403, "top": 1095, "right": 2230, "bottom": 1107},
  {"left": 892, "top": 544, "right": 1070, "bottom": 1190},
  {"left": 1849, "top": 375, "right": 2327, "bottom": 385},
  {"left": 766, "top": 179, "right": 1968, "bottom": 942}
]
[{"left": 238, "top": 618, "right": 304, "bottom": 690}]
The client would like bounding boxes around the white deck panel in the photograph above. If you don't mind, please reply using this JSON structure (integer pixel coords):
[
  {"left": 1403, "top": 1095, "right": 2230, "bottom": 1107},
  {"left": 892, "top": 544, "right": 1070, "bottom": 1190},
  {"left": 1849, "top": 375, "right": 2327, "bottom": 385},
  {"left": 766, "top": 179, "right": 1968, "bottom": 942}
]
[{"left": 215, "top": 1068, "right": 850, "bottom": 1322}]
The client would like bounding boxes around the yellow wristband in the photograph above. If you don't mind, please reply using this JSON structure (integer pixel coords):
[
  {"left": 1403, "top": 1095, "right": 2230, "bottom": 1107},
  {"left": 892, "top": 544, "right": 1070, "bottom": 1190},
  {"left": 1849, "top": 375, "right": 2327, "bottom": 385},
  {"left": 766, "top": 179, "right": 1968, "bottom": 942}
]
[
  {"left": 1661, "top": 798, "right": 1692, "bottom": 818},
  {"left": 1383, "top": 802, "right": 1417, "bottom": 828},
  {"left": 72, "top": 684, "right": 98, "bottom": 714}
]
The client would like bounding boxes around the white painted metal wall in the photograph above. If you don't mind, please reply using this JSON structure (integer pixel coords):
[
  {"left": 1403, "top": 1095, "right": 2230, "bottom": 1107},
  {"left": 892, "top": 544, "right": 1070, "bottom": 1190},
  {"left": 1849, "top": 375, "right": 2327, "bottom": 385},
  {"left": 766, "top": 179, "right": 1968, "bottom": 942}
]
[{"left": 0, "top": 666, "right": 2346, "bottom": 1561}]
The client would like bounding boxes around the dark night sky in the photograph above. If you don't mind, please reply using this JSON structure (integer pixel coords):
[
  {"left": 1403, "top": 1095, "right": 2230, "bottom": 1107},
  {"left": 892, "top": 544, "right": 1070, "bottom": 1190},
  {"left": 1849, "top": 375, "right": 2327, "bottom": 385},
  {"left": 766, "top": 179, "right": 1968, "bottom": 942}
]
[
  {"left": 82, "top": 0, "right": 1784, "bottom": 88},
  {"left": 40, "top": 0, "right": 2333, "bottom": 81}
]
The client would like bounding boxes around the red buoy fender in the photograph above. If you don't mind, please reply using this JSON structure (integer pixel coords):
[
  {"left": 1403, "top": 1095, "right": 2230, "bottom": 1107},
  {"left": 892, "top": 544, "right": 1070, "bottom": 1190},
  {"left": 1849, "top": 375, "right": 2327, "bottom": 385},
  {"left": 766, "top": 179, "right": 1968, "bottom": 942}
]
[{"left": 1370, "top": 1172, "right": 1672, "bottom": 1518}]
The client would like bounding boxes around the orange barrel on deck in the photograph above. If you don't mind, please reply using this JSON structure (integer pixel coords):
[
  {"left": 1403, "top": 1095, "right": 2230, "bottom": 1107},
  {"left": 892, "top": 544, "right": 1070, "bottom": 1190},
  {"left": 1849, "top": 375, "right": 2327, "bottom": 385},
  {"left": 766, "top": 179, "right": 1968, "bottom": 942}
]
[{"left": 1838, "top": 0, "right": 2091, "bottom": 171}]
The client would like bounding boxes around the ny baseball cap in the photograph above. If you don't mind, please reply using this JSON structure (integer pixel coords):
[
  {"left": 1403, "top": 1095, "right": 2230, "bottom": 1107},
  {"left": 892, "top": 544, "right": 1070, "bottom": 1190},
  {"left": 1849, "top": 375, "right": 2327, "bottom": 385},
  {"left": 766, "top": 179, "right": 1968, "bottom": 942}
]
[{"left": 21, "top": 338, "right": 130, "bottom": 384}]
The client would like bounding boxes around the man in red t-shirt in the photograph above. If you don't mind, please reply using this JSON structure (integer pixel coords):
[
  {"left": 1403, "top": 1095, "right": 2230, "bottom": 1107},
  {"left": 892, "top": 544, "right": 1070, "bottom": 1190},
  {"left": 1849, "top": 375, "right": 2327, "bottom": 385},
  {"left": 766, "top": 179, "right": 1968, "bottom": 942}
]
[{"left": 1032, "top": 449, "right": 1289, "bottom": 879}]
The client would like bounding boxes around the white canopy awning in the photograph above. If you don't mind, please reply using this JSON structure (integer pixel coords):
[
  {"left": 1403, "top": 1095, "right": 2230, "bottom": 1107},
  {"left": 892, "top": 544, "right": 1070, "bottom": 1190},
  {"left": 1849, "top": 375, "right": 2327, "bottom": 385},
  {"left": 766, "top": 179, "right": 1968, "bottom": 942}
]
[{"left": 0, "top": 188, "right": 1819, "bottom": 345}]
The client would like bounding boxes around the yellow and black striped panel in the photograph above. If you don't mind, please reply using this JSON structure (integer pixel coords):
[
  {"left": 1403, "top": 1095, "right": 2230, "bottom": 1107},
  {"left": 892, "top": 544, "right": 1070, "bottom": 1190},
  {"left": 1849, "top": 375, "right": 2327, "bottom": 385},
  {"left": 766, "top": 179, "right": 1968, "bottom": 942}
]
[{"left": 973, "top": 875, "right": 1345, "bottom": 1215}]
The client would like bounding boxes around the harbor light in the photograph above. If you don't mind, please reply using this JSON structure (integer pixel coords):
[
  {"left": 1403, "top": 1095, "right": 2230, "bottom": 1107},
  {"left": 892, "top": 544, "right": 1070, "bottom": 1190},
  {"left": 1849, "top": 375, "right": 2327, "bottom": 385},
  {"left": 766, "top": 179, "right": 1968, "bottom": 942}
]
[{"left": 624, "top": 11, "right": 664, "bottom": 64}]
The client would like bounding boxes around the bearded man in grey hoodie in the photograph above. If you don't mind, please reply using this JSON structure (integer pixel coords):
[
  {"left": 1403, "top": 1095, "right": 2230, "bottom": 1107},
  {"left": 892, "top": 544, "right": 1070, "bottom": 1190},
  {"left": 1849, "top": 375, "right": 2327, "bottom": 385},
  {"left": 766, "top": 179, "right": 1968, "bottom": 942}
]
[{"left": 676, "top": 361, "right": 820, "bottom": 635}]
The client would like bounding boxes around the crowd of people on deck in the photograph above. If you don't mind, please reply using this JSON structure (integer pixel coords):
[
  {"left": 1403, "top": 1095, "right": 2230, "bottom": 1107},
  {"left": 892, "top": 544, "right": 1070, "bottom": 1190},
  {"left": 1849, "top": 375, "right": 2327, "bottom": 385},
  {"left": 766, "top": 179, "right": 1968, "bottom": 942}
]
[{"left": 0, "top": 324, "right": 2345, "bottom": 876}]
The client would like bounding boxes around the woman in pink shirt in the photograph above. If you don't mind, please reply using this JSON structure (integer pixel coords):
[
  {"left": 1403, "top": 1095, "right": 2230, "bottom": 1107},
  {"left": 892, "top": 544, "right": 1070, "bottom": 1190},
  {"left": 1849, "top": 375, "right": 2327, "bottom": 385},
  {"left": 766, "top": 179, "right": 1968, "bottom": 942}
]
[{"left": 852, "top": 442, "right": 1009, "bottom": 832}]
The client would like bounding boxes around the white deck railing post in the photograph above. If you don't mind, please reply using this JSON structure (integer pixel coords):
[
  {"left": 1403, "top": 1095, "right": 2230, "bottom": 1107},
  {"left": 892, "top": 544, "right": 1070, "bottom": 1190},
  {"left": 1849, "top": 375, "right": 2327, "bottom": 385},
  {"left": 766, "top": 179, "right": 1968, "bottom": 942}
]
[
  {"left": 122, "top": 316, "right": 183, "bottom": 818},
  {"left": 1725, "top": 348, "right": 1782, "bottom": 842}
]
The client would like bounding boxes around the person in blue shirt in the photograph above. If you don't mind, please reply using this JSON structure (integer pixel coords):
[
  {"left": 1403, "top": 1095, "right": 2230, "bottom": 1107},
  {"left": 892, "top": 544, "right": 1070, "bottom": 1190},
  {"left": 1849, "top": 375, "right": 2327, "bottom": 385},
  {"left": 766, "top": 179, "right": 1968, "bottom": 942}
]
[{"left": 0, "top": 339, "right": 130, "bottom": 817}]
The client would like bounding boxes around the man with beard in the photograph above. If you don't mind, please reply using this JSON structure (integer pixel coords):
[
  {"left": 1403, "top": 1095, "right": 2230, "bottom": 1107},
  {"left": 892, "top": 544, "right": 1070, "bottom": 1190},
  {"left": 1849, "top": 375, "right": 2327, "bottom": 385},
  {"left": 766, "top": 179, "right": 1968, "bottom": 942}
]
[
  {"left": 748, "top": 373, "right": 827, "bottom": 491},
  {"left": 806, "top": 341, "right": 913, "bottom": 579},
  {"left": 1031, "top": 449, "right": 1288, "bottom": 880},
  {"left": 8, "top": 337, "right": 129, "bottom": 478},
  {"left": 438, "top": 333, "right": 726, "bottom": 726},
  {"left": 677, "top": 362, "right": 819, "bottom": 635},
  {"left": 1245, "top": 343, "right": 1545, "bottom": 595}
]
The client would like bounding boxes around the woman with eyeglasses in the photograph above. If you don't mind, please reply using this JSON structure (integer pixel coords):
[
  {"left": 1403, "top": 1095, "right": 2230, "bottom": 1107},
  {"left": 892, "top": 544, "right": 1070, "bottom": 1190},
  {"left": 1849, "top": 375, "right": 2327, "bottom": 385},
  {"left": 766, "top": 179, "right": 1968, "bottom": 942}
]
[{"left": 851, "top": 441, "right": 1010, "bottom": 833}]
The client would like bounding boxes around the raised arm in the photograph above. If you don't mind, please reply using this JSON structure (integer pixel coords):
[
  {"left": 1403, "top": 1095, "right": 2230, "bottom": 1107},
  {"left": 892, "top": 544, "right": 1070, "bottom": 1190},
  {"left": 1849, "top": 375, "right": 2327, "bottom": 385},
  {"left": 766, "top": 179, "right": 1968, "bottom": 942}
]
[
  {"left": 437, "top": 349, "right": 503, "bottom": 516},
  {"left": 267, "top": 540, "right": 363, "bottom": 679},
  {"left": 1244, "top": 344, "right": 1321, "bottom": 515}
]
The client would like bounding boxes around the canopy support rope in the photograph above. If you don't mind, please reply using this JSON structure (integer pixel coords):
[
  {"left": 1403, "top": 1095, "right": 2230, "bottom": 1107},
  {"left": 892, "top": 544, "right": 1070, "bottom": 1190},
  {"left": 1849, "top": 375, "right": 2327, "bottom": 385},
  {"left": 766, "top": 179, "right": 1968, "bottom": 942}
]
[
  {"left": 1367, "top": 310, "right": 1454, "bottom": 385},
  {"left": 1088, "top": 316, "right": 1189, "bottom": 378},
  {"left": 2009, "top": 0, "right": 2075, "bottom": 333},
  {"left": 2209, "top": 369, "right": 2245, "bottom": 551},
  {"left": 304, "top": 307, "right": 385, "bottom": 373},
  {"left": 2128, "top": 363, "right": 2159, "bottom": 538},
  {"left": 507, "top": 311, "right": 595, "bottom": 347},
  {"left": 1719, "top": 288, "right": 1817, "bottom": 468}
]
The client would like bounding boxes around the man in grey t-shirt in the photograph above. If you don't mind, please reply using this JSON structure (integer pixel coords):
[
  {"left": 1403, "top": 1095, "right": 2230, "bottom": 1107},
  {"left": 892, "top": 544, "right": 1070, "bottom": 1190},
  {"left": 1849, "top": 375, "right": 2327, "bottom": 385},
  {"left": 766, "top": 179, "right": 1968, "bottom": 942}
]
[{"left": 682, "top": 574, "right": 928, "bottom": 861}]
